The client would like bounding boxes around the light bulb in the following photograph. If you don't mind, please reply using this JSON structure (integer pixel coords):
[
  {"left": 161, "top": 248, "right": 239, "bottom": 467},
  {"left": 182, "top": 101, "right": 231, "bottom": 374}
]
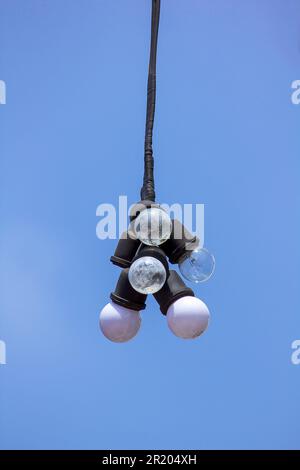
[
  {"left": 179, "top": 247, "right": 215, "bottom": 283},
  {"left": 133, "top": 207, "right": 172, "bottom": 246},
  {"left": 167, "top": 296, "right": 210, "bottom": 339},
  {"left": 128, "top": 256, "right": 166, "bottom": 294},
  {"left": 99, "top": 302, "right": 141, "bottom": 343}
]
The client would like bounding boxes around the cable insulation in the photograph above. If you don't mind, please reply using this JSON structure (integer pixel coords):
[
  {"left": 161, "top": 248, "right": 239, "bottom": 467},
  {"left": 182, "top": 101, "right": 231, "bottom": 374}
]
[{"left": 140, "top": 0, "right": 160, "bottom": 202}]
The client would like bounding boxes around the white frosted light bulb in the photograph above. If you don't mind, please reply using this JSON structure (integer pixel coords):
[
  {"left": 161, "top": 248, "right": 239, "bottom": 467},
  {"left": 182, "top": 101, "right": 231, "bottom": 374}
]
[
  {"left": 133, "top": 207, "right": 172, "bottom": 246},
  {"left": 167, "top": 296, "right": 210, "bottom": 339},
  {"left": 128, "top": 256, "right": 166, "bottom": 294},
  {"left": 179, "top": 247, "right": 215, "bottom": 283},
  {"left": 99, "top": 302, "right": 141, "bottom": 343}
]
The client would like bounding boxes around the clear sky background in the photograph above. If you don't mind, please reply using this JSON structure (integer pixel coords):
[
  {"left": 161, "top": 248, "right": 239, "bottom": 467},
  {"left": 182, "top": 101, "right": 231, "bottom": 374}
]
[{"left": 0, "top": 0, "right": 300, "bottom": 450}]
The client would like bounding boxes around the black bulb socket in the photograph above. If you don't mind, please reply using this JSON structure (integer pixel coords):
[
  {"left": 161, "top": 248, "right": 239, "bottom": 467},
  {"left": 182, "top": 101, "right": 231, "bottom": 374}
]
[
  {"left": 110, "top": 268, "right": 147, "bottom": 311},
  {"left": 110, "top": 231, "right": 141, "bottom": 269},
  {"left": 161, "top": 219, "right": 199, "bottom": 264},
  {"left": 153, "top": 270, "right": 194, "bottom": 315}
]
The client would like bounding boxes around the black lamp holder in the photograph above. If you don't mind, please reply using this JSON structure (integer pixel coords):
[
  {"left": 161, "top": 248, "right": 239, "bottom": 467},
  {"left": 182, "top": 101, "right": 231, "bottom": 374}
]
[{"left": 109, "top": 1, "right": 198, "bottom": 314}]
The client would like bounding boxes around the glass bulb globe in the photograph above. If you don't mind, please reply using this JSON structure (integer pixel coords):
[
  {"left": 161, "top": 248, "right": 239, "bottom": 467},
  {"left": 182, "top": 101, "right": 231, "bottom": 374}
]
[
  {"left": 179, "top": 247, "right": 215, "bottom": 283},
  {"left": 99, "top": 302, "right": 141, "bottom": 343},
  {"left": 133, "top": 207, "right": 172, "bottom": 246},
  {"left": 167, "top": 296, "right": 210, "bottom": 339},
  {"left": 128, "top": 256, "right": 166, "bottom": 294}
]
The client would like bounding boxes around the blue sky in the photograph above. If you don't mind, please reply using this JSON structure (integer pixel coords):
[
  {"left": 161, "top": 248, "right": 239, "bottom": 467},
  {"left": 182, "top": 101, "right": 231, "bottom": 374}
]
[{"left": 0, "top": 0, "right": 300, "bottom": 449}]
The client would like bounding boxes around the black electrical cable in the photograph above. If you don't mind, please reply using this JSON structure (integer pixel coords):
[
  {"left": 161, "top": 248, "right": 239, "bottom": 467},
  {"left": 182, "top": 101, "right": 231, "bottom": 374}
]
[{"left": 140, "top": 0, "right": 161, "bottom": 202}]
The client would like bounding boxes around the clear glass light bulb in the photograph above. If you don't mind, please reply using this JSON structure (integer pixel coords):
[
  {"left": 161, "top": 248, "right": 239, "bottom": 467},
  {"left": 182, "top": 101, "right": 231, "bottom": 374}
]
[
  {"left": 179, "top": 247, "right": 215, "bottom": 283},
  {"left": 167, "top": 296, "right": 210, "bottom": 339},
  {"left": 133, "top": 207, "right": 172, "bottom": 246},
  {"left": 99, "top": 302, "right": 141, "bottom": 343},
  {"left": 128, "top": 256, "right": 166, "bottom": 294}
]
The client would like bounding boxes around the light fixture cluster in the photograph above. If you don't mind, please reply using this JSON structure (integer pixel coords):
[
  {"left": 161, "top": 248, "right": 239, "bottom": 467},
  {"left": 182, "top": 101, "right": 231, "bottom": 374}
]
[
  {"left": 99, "top": 1, "right": 215, "bottom": 342},
  {"left": 99, "top": 202, "right": 215, "bottom": 342}
]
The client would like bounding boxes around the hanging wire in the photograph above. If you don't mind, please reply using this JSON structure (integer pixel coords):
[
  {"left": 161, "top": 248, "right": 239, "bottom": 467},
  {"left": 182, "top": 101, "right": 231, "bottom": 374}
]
[{"left": 140, "top": 0, "right": 161, "bottom": 202}]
